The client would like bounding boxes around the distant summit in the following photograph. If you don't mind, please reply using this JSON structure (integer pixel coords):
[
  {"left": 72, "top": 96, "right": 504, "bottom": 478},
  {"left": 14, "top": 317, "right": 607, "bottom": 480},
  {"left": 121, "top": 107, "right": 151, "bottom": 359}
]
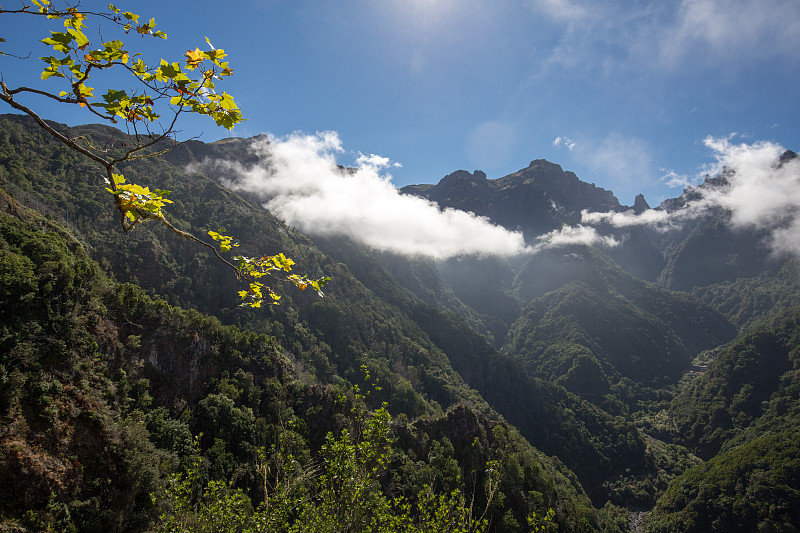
[
  {"left": 425, "top": 169, "right": 491, "bottom": 217},
  {"left": 402, "top": 159, "right": 621, "bottom": 239},
  {"left": 779, "top": 149, "right": 797, "bottom": 165},
  {"left": 633, "top": 193, "right": 650, "bottom": 214}
]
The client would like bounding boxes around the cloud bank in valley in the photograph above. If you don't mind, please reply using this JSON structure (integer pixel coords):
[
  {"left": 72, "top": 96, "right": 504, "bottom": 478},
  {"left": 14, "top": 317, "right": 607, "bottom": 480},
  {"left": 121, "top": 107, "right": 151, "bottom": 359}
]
[
  {"left": 533, "top": 224, "right": 621, "bottom": 253},
  {"left": 580, "top": 136, "right": 800, "bottom": 256},
  {"left": 206, "top": 131, "right": 798, "bottom": 259},
  {"left": 211, "top": 132, "right": 530, "bottom": 260}
]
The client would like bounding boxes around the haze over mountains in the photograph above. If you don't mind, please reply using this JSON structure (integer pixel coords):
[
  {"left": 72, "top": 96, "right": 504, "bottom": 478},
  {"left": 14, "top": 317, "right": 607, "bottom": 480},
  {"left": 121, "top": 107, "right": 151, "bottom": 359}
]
[
  {"left": 195, "top": 128, "right": 797, "bottom": 343},
  {"left": 205, "top": 129, "right": 800, "bottom": 271},
  {"left": 3, "top": 113, "right": 800, "bottom": 531}
]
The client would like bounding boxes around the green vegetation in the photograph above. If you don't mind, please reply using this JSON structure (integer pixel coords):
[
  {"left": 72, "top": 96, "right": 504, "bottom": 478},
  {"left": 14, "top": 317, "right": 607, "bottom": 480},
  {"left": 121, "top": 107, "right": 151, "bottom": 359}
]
[
  {"left": 666, "top": 307, "right": 800, "bottom": 458},
  {"left": 0, "top": 0, "right": 326, "bottom": 308},
  {"left": 154, "top": 405, "right": 496, "bottom": 533},
  {"left": 0, "top": 114, "right": 656, "bottom": 507},
  {"left": 504, "top": 248, "right": 735, "bottom": 392},
  {"left": 645, "top": 429, "right": 800, "bottom": 532},
  {"left": 0, "top": 189, "right": 625, "bottom": 531},
  {"left": 8, "top": 101, "right": 800, "bottom": 529},
  {"left": 633, "top": 305, "right": 800, "bottom": 531},
  {"left": 692, "top": 259, "right": 800, "bottom": 332},
  {"left": 6, "top": 105, "right": 800, "bottom": 530}
]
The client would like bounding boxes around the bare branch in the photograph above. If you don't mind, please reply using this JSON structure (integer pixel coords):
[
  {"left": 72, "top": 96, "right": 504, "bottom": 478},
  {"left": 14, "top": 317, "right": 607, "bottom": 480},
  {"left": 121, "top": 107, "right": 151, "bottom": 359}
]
[
  {"left": 0, "top": 81, "right": 113, "bottom": 174},
  {"left": 7, "top": 85, "right": 73, "bottom": 102},
  {"left": 111, "top": 108, "right": 184, "bottom": 165},
  {"left": 156, "top": 215, "right": 242, "bottom": 277},
  {"left": 7, "top": 85, "right": 115, "bottom": 122}
]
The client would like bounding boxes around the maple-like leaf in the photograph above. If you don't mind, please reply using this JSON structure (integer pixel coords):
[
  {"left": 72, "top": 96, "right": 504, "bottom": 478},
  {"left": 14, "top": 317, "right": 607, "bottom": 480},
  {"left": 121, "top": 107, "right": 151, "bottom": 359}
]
[{"left": 185, "top": 47, "right": 204, "bottom": 67}]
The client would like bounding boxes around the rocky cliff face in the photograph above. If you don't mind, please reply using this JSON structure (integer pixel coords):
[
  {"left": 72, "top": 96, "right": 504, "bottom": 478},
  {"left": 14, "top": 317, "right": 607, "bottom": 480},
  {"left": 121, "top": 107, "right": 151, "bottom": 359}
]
[
  {"left": 423, "top": 169, "right": 492, "bottom": 217},
  {"left": 402, "top": 159, "right": 622, "bottom": 239}
]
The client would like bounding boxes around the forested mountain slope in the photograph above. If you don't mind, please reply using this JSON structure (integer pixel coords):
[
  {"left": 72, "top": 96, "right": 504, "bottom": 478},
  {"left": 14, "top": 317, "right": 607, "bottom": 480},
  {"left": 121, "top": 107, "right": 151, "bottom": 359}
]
[
  {"left": 4, "top": 112, "right": 800, "bottom": 531},
  {"left": 0, "top": 172, "right": 623, "bottom": 531},
  {"left": 503, "top": 247, "right": 736, "bottom": 391},
  {"left": 666, "top": 306, "right": 800, "bottom": 459},
  {"left": 692, "top": 259, "right": 800, "bottom": 332},
  {"left": 399, "top": 135, "right": 800, "bottom": 530},
  {"left": 1, "top": 114, "right": 641, "bottom": 529},
  {"left": 643, "top": 306, "right": 800, "bottom": 532}
]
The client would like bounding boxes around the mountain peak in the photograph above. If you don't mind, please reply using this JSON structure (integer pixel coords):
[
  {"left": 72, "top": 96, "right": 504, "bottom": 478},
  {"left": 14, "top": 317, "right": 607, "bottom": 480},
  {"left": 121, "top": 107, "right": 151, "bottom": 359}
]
[
  {"left": 633, "top": 193, "right": 650, "bottom": 214},
  {"left": 402, "top": 159, "right": 622, "bottom": 238},
  {"left": 439, "top": 169, "right": 488, "bottom": 186},
  {"left": 528, "top": 159, "right": 564, "bottom": 171},
  {"left": 779, "top": 149, "right": 797, "bottom": 165},
  {"left": 412, "top": 169, "right": 492, "bottom": 216}
]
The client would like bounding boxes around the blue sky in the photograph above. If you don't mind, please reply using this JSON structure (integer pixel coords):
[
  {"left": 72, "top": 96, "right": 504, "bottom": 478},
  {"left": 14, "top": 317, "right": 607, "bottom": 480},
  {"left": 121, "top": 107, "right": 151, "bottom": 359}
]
[{"left": 2, "top": 0, "right": 799, "bottom": 206}]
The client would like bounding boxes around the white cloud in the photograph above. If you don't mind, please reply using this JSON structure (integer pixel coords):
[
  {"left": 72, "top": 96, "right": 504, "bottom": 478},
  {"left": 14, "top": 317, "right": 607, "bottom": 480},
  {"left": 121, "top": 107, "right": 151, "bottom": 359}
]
[
  {"left": 530, "top": 0, "right": 800, "bottom": 77},
  {"left": 658, "top": 0, "right": 800, "bottom": 69},
  {"left": 660, "top": 169, "right": 697, "bottom": 189},
  {"left": 700, "top": 136, "right": 799, "bottom": 233},
  {"left": 208, "top": 132, "right": 530, "bottom": 260},
  {"left": 770, "top": 218, "right": 800, "bottom": 257},
  {"left": 355, "top": 153, "right": 393, "bottom": 168},
  {"left": 533, "top": 224, "right": 620, "bottom": 252},
  {"left": 579, "top": 136, "right": 800, "bottom": 256},
  {"left": 553, "top": 136, "right": 576, "bottom": 151},
  {"left": 581, "top": 202, "right": 707, "bottom": 232}
]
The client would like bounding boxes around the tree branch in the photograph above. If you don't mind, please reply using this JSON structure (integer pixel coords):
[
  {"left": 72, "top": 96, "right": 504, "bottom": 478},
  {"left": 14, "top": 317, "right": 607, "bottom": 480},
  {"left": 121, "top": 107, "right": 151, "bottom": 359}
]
[
  {"left": 7, "top": 85, "right": 115, "bottom": 122},
  {"left": 1, "top": 81, "right": 114, "bottom": 175}
]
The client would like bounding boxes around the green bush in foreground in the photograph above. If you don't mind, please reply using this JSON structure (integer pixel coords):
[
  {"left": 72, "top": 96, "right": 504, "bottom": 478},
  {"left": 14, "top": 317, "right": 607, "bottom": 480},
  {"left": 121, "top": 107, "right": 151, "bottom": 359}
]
[{"left": 153, "top": 400, "right": 556, "bottom": 533}]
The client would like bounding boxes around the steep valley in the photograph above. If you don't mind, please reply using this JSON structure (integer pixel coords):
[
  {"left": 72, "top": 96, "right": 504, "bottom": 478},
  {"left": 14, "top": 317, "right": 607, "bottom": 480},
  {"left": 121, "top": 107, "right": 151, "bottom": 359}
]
[{"left": 2, "top": 114, "right": 800, "bottom": 532}]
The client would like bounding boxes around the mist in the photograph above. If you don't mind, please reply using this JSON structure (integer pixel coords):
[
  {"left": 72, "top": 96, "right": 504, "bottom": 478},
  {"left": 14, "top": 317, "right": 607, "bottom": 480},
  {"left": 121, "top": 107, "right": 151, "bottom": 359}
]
[
  {"left": 532, "top": 224, "right": 621, "bottom": 252},
  {"left": 210, "top": 132, "right": 531, "bottom": 260},
  {"left": 580, "top": 136, "right": 800, "bottom": 256},
  {"left": 206, "top": 132, "right": 798, "bottom": 259}
]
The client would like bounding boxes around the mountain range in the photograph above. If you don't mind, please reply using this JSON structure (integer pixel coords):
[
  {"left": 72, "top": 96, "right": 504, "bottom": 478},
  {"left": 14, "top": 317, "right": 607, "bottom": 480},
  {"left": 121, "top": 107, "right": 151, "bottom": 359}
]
[{"left": 1, "top": 113, "right": 799, "bottom": 532}]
